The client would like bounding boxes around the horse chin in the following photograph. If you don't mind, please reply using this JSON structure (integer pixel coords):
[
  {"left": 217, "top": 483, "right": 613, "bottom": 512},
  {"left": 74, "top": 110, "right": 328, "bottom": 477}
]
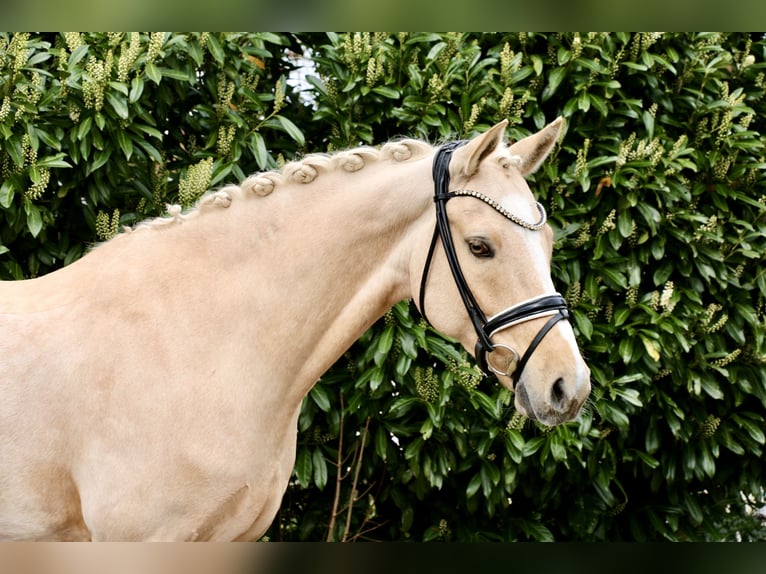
[{"left": 514, "top": 380, "right": 584, "bottom": 427}]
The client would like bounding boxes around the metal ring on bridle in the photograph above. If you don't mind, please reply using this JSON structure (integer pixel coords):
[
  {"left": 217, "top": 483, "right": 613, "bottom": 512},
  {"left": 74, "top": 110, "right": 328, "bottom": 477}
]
[
  {"left": 418, "top": 141, "right": 574, "bottom": 387},
  {"left": 485, "top": 344, "right": 520, "bottom": 378}
]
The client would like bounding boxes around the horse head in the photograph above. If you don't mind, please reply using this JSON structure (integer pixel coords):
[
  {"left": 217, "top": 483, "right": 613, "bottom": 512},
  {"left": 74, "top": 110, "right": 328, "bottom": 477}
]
[{"left": 415, "top": 118, "right": 590, "bottom": 425}]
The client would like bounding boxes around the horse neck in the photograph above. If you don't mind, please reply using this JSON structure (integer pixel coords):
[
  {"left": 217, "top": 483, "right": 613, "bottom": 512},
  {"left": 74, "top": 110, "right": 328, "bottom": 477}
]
[{"left": 135, "top": 154, "right": 434, "bottom": 401}]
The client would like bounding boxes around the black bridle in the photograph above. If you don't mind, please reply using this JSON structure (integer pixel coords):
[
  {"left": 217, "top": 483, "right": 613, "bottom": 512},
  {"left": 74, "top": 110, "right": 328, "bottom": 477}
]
[{"left": 418, "top": 141, "right": 570, "bottom": 386}]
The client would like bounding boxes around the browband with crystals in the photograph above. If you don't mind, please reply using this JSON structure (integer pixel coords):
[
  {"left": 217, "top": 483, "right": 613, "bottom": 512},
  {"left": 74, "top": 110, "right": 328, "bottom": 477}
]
[{"left": 445, "top": 189, "right": 547, "bottom": 231}]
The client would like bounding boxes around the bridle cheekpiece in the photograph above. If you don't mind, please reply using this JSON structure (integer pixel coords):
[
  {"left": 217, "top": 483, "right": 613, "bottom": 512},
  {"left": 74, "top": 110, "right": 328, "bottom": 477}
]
[{"left": 418, "top": 141, "right": 571, "bottom": 387}]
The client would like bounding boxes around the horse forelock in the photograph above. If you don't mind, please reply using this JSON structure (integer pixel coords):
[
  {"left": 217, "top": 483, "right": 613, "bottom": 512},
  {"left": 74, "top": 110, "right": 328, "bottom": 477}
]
[{"left": 123, "top": 138, "right": 434, "bottom": 235}]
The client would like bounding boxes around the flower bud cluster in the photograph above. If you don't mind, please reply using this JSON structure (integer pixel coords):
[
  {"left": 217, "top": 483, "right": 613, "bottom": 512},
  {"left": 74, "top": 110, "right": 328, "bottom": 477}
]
[
  {"left": 83, "top": 54, "right": 113, "bottom": 111},
  {"left": 146, "top": 32, "right": 165, "bottom": 64},
  {"left": 697, "top": 414, "right": 721, "bottom": 439},
  {"left": 565, "top": 281, "right": 582, "bottom": 308},
  {"left": 0, "top": 97, "right": 10, "bottom": 123},
  {"left": 117, "top": 32, "right": 140, "bottom": 82},
  {"left": 625, "top": 286, "right": 638, "bottom": 306},
  {"left": 572, "top": 222, "right": 591, "bottom": 248},
  {"left": 659, "top": 281, "right": 676, "bottom": 313},
  {"left": 64, "top": 32, "right": 82, "bottom": 52},
  {"left": 596, "top": 209, "right": 616, "bottom": 235},
  {"left": 414, "top": 366, "right": 439, "bottom": 403},
  {"left": 448, "top": 358, "right": 482, "bottom": 391},
  {"left": 462, "top": 97, "right": 485, "bottom": 134},
  {"left": 427, "top": 73, "right": 445, "bottom": 104},
  {"left": 574, "top": 138, "right": 590, "bottom": 177},
  {"left": 95, "top": 209, "right": 121, "bottom": 240},
  {"left": 711, "top": 349, "right": 741, "bottom": 368},
  {"left": 216, "top": 125, "right": 236, "bottom": 157},
  {"left": 178, "top": 157, "right": 214, "bottom": 207},
  {"left": 25, "top": 167, "right": 50, "bottom": 200}
]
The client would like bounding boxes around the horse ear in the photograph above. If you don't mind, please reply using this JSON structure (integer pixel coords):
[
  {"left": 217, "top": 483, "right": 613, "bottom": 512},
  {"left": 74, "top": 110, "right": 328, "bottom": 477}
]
[
  {"left": 508, "top": 116, "right": 564, "bottom": 176},
  {"left": 452, "top": 120, "right": 509, "bottom": 178}
]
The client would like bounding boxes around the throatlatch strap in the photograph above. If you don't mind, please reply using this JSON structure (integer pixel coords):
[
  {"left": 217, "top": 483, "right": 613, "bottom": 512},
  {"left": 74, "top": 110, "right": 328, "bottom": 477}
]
[
  {"left": 419, "top": 141, "right": 494, "bottom": 358},
  {"left": 418, "top": 225, "right": 441, "bottom": 327}
]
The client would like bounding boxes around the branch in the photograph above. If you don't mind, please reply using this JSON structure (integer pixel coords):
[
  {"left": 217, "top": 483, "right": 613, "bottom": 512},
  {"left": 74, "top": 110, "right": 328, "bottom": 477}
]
[
  {"left": 341, "top": 416, "right": 371, "bottom": 542},
  {"left": 325, "top": 392, "right": 345, "bottom": 542}
]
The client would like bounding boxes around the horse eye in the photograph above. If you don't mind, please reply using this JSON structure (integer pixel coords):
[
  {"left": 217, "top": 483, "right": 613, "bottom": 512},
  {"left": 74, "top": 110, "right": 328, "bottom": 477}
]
[{"left": 467, "top": 238, "right": 493, "bottom": 258}]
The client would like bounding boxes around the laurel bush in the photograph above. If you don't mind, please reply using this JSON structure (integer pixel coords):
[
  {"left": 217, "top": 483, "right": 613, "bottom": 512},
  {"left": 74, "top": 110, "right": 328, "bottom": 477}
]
[{"left": 1, "top": 32, "right": 764, "bottom": 541}]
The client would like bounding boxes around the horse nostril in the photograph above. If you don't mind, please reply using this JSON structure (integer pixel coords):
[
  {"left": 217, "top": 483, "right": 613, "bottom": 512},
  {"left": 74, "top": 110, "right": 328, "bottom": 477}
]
[{"left": 551, "top": 377, "right": 567, "bottom": 407}]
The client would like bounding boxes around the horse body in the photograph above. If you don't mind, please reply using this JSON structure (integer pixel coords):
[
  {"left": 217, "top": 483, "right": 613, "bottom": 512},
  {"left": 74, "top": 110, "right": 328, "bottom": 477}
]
[{"left": 0, "top": 120, "right": 589, "bottom": 540}]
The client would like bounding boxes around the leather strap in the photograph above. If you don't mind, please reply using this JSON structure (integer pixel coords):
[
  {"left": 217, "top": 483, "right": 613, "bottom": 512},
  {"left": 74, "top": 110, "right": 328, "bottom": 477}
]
[{"left": 418, "top": 141, "right": 572, "bottom": 385}]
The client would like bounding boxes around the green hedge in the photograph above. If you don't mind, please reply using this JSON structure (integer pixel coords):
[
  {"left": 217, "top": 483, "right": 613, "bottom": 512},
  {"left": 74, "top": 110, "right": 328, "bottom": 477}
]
[{"left": 1, "top": 32, "right": 765, "bottom": 541}]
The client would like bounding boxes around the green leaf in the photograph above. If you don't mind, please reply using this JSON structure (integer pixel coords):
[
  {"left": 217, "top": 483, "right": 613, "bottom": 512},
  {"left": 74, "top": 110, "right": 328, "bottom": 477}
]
[
  {"left": 599, "top": 267, "right": 627, "bottom": 289},
  {"left": 88, "top": 148, "right": 111, "bottom": 175},
  {"left": 76, "top": 116, "right": 93, "bottom": 141},
  {"left": 577, "top": 91, "right": 591, "bottom": 113},
  {"left": 309, "top": 385, "right": 332, "bottom": 412},
  {"left": 129, "top": 76, "right": 144, "bottom": 103},
  {"left": 312, "top": 448, "right": 328, "bottom": 490},
  {"left": 372, "top": 86, "right": 400, "bottom": 99},
  {"left": 504, "top": 430, "right": 524, "bottom": 464},
  {"left": 156, "top": 67, "right": 194, "bottom": 82},
  {"left": 131, "top": 124, "right": 163, "bottom": 140},
  {"left": 0, "top": 180, "right": 15, "bottom": 208},
  {"left": 294, "top": 447, "right": 312, "bottom": 487},
  {"left": 206, "top": 34, "right": 226, "bottom": 65},
  {"left": 404, "top": 437, "right": 423, "bottom": 461},
  {"left": 398, "top": 330, "right": 418, "bottom": 359},
  {"left": 593, "top": 469, "right": 617, "bottom": 507},
  {"left": 602, "top": 402, "right": 630, "bottom": 431},
  {"left": 613, "top": 306, "right": 631, "bottom": 327},
  {"left": 543, "top": 66, "right": 567, "bottom": 101},
  {"left": 68, "top": 44, "right": 89, "bottom": 68},
  {"left": 6, "top": 136, "right": 24, "bottom": 167},
  {"left": 549, "top": 433, "right": 567, "bottom": 462},
  {"left": 25, "top": 202, "right": 43, "bottom": 238},
  {"left": 107, "top": 81, "right": 129, "bottom": 96},
  {"left": 642, "top": 109, "right": 655, "bottom": 139},
  {"left": 136, "top": 140, "right": 162, "bottom": 163},
  {"left": 250, "top": 132, "right": 269, "bottom": 169},
  {"left": 275, "top": 115, "right": 305, "bottom": 146},
  {"left": 573, "top": 310, "right": 593, "bottom": 340},
  {"left": 466, "top": 472, "right": 482, "bottom": 498},
  {"left": 116, "top": 130, "right": 133, "bottom": 160},
  {"left": 634, "top": 449, "right": 660, "bottom": 469},
  {"left": 375, "top": 426, "right": 389, "bottom": 461},
  {"left": 733, "top": 415, "right": 765, "bottom": 444},
  {"left": 145, "top": 62, "right": 162, "bottom": 84},
  {"left": 389, "top": 397, "right": 420, "bottom": 418},
  {"left": 617, "top": 210, "right": 634, "bottom": 238},
  {"left": 376, "top": 324, "right": 395, "bottom": 359},
  {"left": 31, "top": 126, "right": 61, "bottom": 151},
  {"left": 640, "top": 335, "right": 661, "bottom": 362},
  {"left": 522, "top": 436, "right": 546, "bottom": 458},
  {"left": 522, "top": 520, "right": 554, "bottom": 542}
]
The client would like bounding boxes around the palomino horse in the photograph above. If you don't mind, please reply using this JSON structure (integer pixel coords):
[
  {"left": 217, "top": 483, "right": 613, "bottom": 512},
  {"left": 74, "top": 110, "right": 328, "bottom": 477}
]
[{"left": 0, "top": 118, "right": 590, "bottom": 540}]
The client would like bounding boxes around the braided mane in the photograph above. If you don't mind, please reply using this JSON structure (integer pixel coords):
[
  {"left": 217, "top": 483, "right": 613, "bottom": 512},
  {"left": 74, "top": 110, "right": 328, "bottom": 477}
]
[{"left": 127, "top": 138, "right": 433, "bottom": 233}]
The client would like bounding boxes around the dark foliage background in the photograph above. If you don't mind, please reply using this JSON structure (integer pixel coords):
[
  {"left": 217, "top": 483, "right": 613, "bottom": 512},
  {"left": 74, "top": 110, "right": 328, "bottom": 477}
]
[{"left": 1, "top": 32, "right": 765, "bottom": 541}]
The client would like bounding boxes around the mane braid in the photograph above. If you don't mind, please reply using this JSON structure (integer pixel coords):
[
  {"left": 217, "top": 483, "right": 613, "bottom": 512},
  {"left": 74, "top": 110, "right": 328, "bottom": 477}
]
[{"left": 124, "top": 138, "right": 434, "bottom": 235}]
